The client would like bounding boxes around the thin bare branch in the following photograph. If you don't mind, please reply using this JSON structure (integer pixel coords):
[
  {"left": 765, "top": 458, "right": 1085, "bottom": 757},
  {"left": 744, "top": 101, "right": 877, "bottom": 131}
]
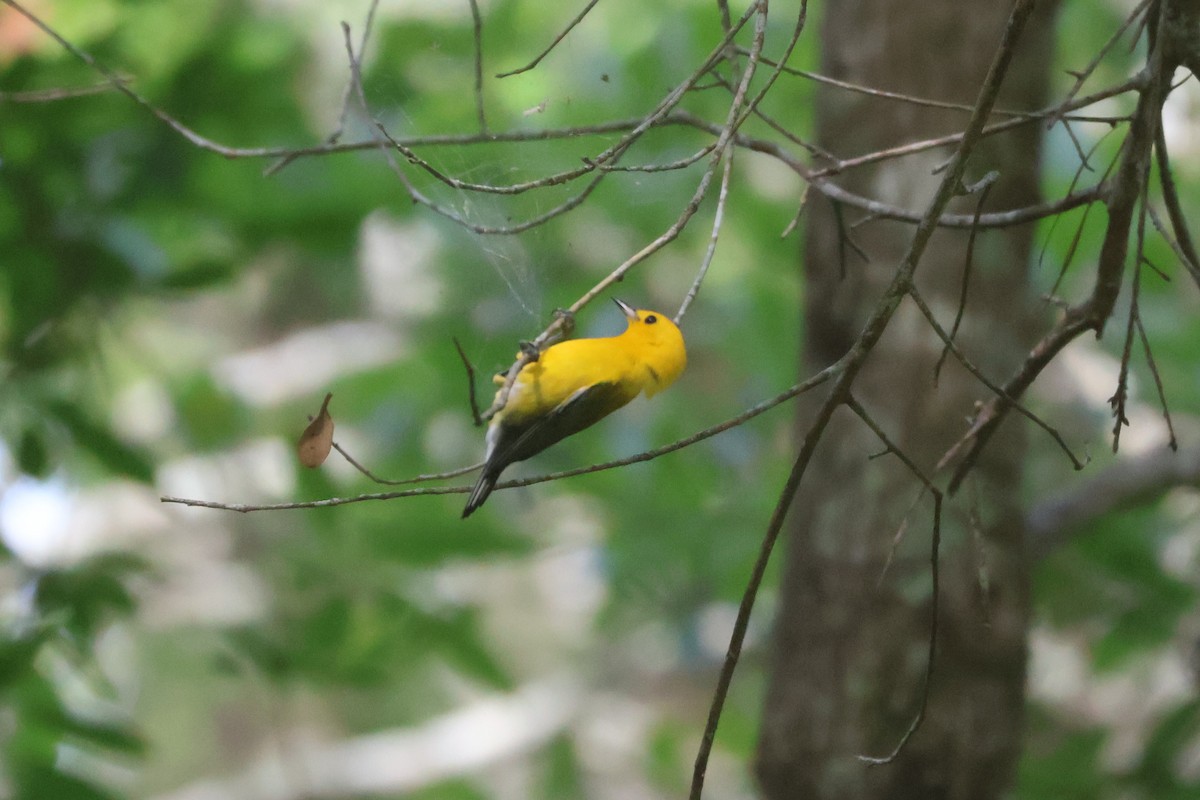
[
  {"left": 481, "top": 0, "right": 772, "bottom": 422},
  {"left": 844, "top": 397, "right": 943, "bottom": 765},
  {"left": 453, "top": 337, "right": 484, "bottom": 427},
  {"left": 691, "top": 362, "right": 839, "bottom": 800},
  {"left": 7, "top": 0, "right": 1122, "bottom": 243},
  {"left": 0, "top": 77, "right": 130, "bottom": 102},
  {"left": 1153, "top": 123, "right": 1200, "bottom": 288},
  {"left": 745, "top": 48, "right": 1135, "bottom": 128},
  {"left": 908, "top": 287, "right": 1086, "bottom": 472},
  {"left": 495, "top": 0, "right": 601, "bottom": 78},
  {"left": 1134, "top": 311, "right": 1178, "bottom": 451},
  {"left": 161, "top": 361, "right": 840, "bottom": 513},
  {"left": 467, "top": 0, "right": 488, "bottom": 133},
  {"left": 592, "top": 142, "right": 718, "bottom": 174},
  {"left": 857, "top": 493, "right": 942, "bottom": 763},
  {"left": 780, "top": 185, "right": 810, "bottom": 238},
  {"left": 690, "top": 2, "right": 1037, "bottom": 793},
  {"left": 334, "top": 443, "right": 484, "bottom": 486},
  {"left": 1044, "top": 0, "right": 1153, "bottom": 130},
  {"left": 807, "top": 77, "right": 1144, "bottom": 180},
  {"left": 942, "top": 30, "right": 1174, "bottom": 493},
  {"left": 1146, "top": 204, "right": 1200, "bottom": 290},
  {"left": 676, "top": 150, "right": 735, "bottom": 323},
  {"left": 833, "top": 201, "right": 871, "bottom": 276},
  {"left": 1027, "top": 446, "right": 1200, "bottom": 561},
  {"left": 266, "top": 0, "right": 382, "bottom": 176},
  {"left": 698, "top": 117, "right": 1112, "bottom": 229},
  {"left": 1110, "top": 178, "right": 1152, "bottom": 453},
  {"left": 1044, "top": 126, "right": 1123, "bottom": 295},
  {"left": 934, "top": 174, "right": 996, "bottom": 382},
  {"left": 1060, "top": 119, "right": 1095, "bottom": 171}
]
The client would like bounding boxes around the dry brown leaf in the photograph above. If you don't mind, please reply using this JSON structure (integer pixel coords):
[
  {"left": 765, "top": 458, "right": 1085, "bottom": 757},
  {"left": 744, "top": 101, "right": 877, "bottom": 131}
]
[{"left": 297, "top": 392, "right": 334, "bottom": 468}]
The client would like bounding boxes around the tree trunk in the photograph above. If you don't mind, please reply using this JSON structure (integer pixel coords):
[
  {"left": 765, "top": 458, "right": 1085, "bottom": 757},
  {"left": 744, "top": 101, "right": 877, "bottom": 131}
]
[{"left": 756, "top": 2, "right": 1060, "bottom": 798}]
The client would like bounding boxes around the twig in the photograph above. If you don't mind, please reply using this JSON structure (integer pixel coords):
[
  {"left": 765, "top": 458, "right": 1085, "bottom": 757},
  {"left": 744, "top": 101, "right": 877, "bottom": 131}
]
[
  {"left": 1044, "top": 0, "right": 1153, "bottom": 131},
  {"left": 1027, "top": 446, "right": 1200, "bottom": 561},
  {"left": 495, "top": 0, "right": 602, "bottom": 78},
  {"left": 942, "top": 30, "right": 1174, "bottom": 493},
  {"left": 698, "top": 117, "right": 1113, "bottom": 229},
  {"left": 265, "top": 0, "right": 382, "bottom": 176},
  {"left": 7, "top": 0, "right": 1122, "bottom": 240},
  {"left": 706, "top": 70, "right": 838, "bottom": 164},
  {"left": 482, "top": 0, "right": 773, "bottom": 422},
  {"left": 845, "top": 397, "right": 943, "bottom": 765},
  {"left": 675, "top": 150, "right": 734, "bottom": 323},
  {"left": 0, "top": 0, "right": 727, "bottom": 200},
  {"left": 1044, "top": 126, "right": 1123, "bottom": 295},
  {"left": 1110, "top": 182, "right": 1150, "bottom": 453},
  {"left": 591, "top": 142, "right": 718, "bottom": 174},
  {"left": 806, "top": 77, "right": 1144, "bottom": 181},
  {"left": 877, "top": 489, "right": 927, "bottom": 586},
  {"left": 334, "top": 443, "right": 484, "bottom": 486},
  {"left": 453, "top": 337, "right": 484, "bottom": 427},
  {"left": 2, "top": 0, "right": 244, "bottom": 154},
  {"left": 467, "top": 0, "right": 488, "bottom": 133},
  {"left": 0, "top": 77, "right": 130, "bottom": 102},
  {"left": 745, "top": 48, "right": 1134, "bottom": 127},
  {"left": 690, "top": 2, "right": 1037, "bottom": 793},
  {"left": 780, "top": 185, "right": 810, "bottom": 238},
  {"left": 161, "top": 361, "right": 840, "bottom": 513},
  {"left": 1153, "top": 124, "right": 1200, "bottom": 288},
  {"left": 908, "top": 287, "right": 1085, "bottom": 472},
  {"left": 833, "top": 201, "right": 871, "bottom": 278},
  {"left": 1146, "top": 204, "right": 1200, "bottom": 290},
  {"left": 690, "top": 363, "right": 840, "bottom": 800},
  {"left": 934, "top": 174, "right": 996, "bottom": 382},
  {"left": 1060, "top": 119, "right": 1094, "bottom": 171},
  {"left": 367, "top": 104, "right": 610, "bottom": 234},
  {"left": 1134, "top": 302, "right": 1178, "bottom": 451}
]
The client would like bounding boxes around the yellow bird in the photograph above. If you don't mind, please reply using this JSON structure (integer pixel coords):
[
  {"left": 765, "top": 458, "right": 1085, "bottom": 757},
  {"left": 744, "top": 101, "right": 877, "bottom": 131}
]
[{"left": 462, "top": 299, "right": 687, "bottom": 518}]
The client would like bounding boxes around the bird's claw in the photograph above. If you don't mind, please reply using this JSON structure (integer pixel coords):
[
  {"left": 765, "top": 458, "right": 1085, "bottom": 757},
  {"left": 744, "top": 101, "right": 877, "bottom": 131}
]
[
  {"left": 552, "top": 308, "right": 576, "bottom": 338},
  {"left": 519, "top": 340, "right": 540, "bottom": 361}
]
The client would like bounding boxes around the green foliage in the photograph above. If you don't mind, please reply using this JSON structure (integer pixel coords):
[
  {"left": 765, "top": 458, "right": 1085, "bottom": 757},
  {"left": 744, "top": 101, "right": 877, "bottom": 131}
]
[
  {"left": 1037, "top": 504, "right": 1196, "bottom": 671},
  {"left": 1, "top": 555, "right": 146, "bottom": 799},
  {"left": 1018, "top": 721, "right": 1108, "bottom": 800},
  {"left": 541, "top": 734, "right": 587, "bottom": 797}
]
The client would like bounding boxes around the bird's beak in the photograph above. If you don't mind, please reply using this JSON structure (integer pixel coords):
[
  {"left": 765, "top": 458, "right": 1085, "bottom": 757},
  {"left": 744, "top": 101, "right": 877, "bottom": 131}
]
[{"left": 613, "top": 298, "right": 638, "bottom": 320}]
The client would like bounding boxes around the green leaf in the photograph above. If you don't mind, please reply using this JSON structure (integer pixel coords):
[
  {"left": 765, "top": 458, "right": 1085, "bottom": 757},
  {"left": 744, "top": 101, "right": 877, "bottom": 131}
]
[
  {"left": 218, "top": 627, "right": 292, "bottom": 680},
  {"left": 542, "top": 734, "right": 586, "bottom": 798},
  {"left": 1132, "top": 699, "right": 1200, "bottom": 790},
  {"left": 61, "top": 716, "right": 145, "bottom": 757},
  {"left": 174, "top": 375, "right": 249, "bottom": 451},
  {"left": 33, "top": 553, "right": 147, "bottom": 639},
  {"left": 431, "top": 609, "right": 512, "bottom": 690},
  {"left": 156, "top": 259, "right": 235, "bottom": 291},
  {"left": 16, "top": 428, "right": 50, "bottom": 478},
  {"left": 44, "top": 400, "right": 154, "bottom": 483},
  {"left": 405, "top": 778, "right": 487, "bottom": 800},
  {"left": 1016, "top": 728, "right": 1107, "bottom": 800},
  {"left": 13, "top": 766, "right": 124, "bottom": 800},
  {"left": 0, "top": 629, "right": 53, "bottom": 690}
]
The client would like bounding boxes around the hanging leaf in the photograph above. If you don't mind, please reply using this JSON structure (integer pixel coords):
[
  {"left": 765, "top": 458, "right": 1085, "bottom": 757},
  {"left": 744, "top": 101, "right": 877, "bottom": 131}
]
[{"left": 297, "top": 392, "right": 334, "bottom": 468}]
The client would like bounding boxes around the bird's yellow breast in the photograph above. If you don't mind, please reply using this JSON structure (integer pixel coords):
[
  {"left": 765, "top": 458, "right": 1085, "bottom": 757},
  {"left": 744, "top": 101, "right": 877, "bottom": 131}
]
[{"left": 497, "top": 308, "right": 686, "bottom": 425}]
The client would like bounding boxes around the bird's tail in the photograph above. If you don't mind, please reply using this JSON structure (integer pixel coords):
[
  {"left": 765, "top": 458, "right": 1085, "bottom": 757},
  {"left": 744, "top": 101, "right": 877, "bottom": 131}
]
[{"left": 462, "top": 469, "right": 498, "bottom": 518}]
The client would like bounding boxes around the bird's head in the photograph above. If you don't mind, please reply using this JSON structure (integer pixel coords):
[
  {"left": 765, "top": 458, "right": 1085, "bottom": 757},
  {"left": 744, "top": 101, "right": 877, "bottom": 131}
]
[{"left": 613, "top": 298, "right": 687, "bottom": 396}]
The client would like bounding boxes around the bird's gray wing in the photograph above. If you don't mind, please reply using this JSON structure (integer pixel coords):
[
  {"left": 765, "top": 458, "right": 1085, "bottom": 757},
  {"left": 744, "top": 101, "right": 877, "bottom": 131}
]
[{"left": 490, "top": 381, "right": 628, "bottom": 470}]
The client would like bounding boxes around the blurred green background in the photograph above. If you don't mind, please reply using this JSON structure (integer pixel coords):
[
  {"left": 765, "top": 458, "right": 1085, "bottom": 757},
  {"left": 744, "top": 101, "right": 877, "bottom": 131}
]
[{"left": 1, "top": 0, "right": 1198, "bottom": 798}]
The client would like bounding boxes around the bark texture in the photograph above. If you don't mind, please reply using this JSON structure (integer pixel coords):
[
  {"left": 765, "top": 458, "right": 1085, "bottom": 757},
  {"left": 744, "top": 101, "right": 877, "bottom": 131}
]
[{"left": 756, "top": 2, "right": 1060, "bottom": 798}]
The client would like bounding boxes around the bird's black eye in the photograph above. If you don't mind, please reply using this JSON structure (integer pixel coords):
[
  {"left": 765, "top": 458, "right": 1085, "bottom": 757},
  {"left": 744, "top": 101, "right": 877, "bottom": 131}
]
[{"left": 645, "top": 314, "right": 658, "bottom": 324}]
